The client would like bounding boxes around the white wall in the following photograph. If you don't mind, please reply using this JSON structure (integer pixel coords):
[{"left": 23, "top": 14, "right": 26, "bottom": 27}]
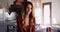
[{"left": 42, "top": 0, "right": 60, "bottom": 24}]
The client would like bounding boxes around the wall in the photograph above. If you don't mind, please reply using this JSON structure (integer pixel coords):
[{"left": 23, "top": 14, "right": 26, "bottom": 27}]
[{"left": 42, "top": 0, "right": 60, "bottom": 25}]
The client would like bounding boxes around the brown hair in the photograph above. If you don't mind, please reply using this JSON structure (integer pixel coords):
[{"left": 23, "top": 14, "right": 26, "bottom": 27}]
[
  {"left": 24, "top": 1, "right": 34, "bottom": 17},
  {"left": 23, "top": 1, "right": 34, "bottom": 26}
]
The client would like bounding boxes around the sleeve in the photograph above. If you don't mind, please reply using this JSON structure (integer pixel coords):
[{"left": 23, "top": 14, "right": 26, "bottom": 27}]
[
  {"left": 32, "top": 17, "right": 36, "bottom": 32},
  {"left": 16, "top": 16, "right": 23, "bottom": 32}
]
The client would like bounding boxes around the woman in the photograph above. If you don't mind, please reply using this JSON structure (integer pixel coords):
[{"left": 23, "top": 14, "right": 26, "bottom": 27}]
[{"left": 16, "top": 1, "right": 35, "bottom": 32}]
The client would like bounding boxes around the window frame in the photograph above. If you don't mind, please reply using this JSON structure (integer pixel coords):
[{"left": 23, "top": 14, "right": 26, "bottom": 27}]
[{"left": 42, "top": 2, "right": 52, "bottom": 26}]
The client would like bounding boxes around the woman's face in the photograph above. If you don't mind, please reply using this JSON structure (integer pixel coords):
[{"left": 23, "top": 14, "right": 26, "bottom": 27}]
[{"left": 26, "top": 4, "right": 33, "bottom": 15}]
